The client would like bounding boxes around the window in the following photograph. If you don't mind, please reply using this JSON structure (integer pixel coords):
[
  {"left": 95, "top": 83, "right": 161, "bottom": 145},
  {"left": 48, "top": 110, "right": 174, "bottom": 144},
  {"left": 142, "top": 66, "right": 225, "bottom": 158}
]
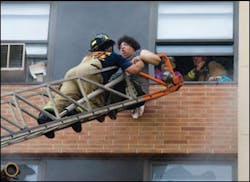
[
  {"left": 155, "top": 2, "right": 235, "bottom": 83},
  {"left": 1, "top": 3, "right": 50, "bottom": 41},
  {"left": 151, "top": 156, "right": 237, "bottom": 181},
  {"left": 152, "top": 161, "right": 236, "bottom": 181},
  {"left": 1, "top": 2, "right": 50, "bottom": 83},
  {"left": 1, "top": 43, "right": 25, "bottom": 70},
  {"left": 1, "top": 157, "right": 144, "bottom": 181}
]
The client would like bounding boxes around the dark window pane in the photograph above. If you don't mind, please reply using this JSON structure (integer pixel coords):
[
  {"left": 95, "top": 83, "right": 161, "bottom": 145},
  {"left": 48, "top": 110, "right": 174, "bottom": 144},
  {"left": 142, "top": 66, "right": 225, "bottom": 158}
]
[
  {"left": 9, "top": 45, "right": 24, "bottom": 68},
  {"left": 1, "top": 45, "right": 8, "bottom": 68}
]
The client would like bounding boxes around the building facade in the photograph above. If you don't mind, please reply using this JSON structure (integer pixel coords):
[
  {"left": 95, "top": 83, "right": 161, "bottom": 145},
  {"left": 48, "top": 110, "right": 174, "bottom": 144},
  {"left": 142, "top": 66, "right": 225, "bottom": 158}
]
[{"left": 1, "top": 1, "right": 249, "bottom": 181}]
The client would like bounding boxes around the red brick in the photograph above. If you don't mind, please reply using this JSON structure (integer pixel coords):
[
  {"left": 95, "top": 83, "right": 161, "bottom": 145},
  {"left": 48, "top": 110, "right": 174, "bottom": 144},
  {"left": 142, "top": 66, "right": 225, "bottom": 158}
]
[{"left": 1, "top": 84, "right": 237, "bottom": 155}]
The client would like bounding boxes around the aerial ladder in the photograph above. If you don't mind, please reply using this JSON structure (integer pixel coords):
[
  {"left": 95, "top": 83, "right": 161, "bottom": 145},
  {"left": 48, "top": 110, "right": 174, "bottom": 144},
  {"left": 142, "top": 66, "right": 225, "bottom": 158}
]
[{"left": 1, "top": 54, "right": 184, "bottom": 148}]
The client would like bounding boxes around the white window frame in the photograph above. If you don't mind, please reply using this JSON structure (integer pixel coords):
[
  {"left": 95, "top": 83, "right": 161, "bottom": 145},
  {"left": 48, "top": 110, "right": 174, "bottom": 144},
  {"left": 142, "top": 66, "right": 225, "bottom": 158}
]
[{"left": 1, "top": 43, "right": 25, "bottom": 70}]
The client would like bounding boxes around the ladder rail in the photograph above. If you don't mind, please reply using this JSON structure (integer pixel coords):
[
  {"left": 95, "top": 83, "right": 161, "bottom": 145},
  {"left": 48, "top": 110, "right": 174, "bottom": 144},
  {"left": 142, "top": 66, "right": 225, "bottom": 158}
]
[
  {"left": 8, "top": 103, "right": 19, "bottom": 125},
  {"left": 48, "top": 85, "right": 90, "bottom": 113},
  {"left": 14, "top": 94, "right": 46, "bottom": 120},
  {"left": 45, "top": 85, "right": 61, "bottom": 119},
  {"left": 1, "top": 115, "right": 23, "bottom": 130},
  {"left": 76, "top": 78, "right": 93, "bottom": 111},
  {"left": 12, "top": 95, "right": 27, "bottom": 128},
  {"left": 1, "top": 124, "right": 14, "bottom": 134}
]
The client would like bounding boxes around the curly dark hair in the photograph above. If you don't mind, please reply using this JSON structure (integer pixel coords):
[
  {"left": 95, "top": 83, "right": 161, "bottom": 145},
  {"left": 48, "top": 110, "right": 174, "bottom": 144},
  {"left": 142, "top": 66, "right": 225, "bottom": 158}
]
[{"left": 117, "top": 35, "right": 141, "bottom": 51}]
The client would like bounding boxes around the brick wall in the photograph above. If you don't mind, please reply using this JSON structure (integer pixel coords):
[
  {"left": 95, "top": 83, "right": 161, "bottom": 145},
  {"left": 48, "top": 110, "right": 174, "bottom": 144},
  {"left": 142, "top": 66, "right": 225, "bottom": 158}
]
[{"left": 1, "top": 84, "right": 237, "bottom": 155}]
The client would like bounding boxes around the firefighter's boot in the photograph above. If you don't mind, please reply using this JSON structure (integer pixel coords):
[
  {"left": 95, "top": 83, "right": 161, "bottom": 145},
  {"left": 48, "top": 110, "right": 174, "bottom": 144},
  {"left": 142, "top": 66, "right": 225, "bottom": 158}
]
[
  {"left": 37, "top": 109, "right": 55, "bottom": 139},
  {"left": 108, "top": 110, "right": 117, "bottom": 120},
  {"left": 65, "top": 109, "right": 82, "bottom": 133}
]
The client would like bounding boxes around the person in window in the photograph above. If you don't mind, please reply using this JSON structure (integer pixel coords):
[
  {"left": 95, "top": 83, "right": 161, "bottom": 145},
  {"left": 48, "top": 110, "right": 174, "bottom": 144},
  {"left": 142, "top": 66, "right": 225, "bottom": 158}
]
[
  {"left": 108, "top": 35, "right": 161, "bottom": 119},
  {"left": 37, "top": 33, "right": 145, "bottom": 139},
  {"left": 155, "top": 56, "right": 176, "bottom": 80},
  {"left": 184, "top": 56, "right": 232, "bottom": 82}
]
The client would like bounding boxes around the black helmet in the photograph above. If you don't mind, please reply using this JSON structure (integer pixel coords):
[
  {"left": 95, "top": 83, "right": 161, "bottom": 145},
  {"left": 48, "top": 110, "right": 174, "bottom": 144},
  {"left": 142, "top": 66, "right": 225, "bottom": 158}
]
[{"left": 90, "top": 33, "right": 115, "bottom": 52}]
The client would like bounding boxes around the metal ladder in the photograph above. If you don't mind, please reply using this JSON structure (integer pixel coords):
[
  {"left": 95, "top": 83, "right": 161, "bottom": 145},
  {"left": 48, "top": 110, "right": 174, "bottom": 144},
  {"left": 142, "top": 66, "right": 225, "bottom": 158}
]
[{"left": 1, "top": 54, "right": 184, "bottom": 148}]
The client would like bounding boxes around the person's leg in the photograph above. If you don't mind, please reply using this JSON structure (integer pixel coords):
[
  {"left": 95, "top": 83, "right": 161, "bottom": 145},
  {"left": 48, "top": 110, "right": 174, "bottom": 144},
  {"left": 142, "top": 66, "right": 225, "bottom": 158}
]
[
  {"left": 129, "top": 81, "right": 145, "bottom": 119},
  {"left": 75, "top": 58, "right": 105, "bottom": 122},
  {"left": 138, "top": 104, "right": 145, "bottom": 117},
  {"left": 131, "top": 108, "right": 139, "bottom": 119},
  {"left": 106, "top": 80, "right": 127, "bottom": 120},
  {"left": 107, "top": 80, "right": 127, "bottom": 104},
  {"left": 37, "top": 68, "right": 83, "bottom": 137},
  {"left": 106, "top": 79, "right": 146, "bottom": 119}
]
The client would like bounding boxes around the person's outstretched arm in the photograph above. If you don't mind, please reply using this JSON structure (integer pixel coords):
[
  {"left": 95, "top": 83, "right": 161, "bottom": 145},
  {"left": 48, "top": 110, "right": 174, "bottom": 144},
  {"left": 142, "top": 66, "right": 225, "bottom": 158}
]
[{"left": 139, "top": 49, "right": 161, "bottom": 66}]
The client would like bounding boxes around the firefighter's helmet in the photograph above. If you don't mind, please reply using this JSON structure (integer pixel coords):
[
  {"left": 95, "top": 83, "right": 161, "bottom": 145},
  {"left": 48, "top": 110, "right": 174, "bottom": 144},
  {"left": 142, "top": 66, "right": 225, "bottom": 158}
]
[{"left": 90, "top": 33, "right": 115, "bottom": 51}]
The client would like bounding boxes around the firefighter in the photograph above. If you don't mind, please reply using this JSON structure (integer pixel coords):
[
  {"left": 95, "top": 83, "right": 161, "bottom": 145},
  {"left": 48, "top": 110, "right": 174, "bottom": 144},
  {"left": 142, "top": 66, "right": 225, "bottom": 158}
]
[
  {"left": 37, "top": 33, "right": 145, "bottom": 139},
  {"left": 184, "top": 56, "right": 230, "bottom": 81}
]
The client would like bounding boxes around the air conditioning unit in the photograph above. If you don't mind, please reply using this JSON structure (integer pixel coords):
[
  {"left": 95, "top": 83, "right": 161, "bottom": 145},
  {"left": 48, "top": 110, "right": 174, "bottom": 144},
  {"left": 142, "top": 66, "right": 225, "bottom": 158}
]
[{"left": 1, "top": 43, "right": 25, "bottom": 70}]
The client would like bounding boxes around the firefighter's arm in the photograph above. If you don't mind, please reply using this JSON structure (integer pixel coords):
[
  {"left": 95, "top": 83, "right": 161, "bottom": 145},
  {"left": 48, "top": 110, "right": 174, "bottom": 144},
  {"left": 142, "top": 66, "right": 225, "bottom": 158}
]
[
  {"left": 184, "top": 68, "right": 196, "bottom": 81},
  {"left": 139, "top": 49, "right": 161, "bottom": 66}
]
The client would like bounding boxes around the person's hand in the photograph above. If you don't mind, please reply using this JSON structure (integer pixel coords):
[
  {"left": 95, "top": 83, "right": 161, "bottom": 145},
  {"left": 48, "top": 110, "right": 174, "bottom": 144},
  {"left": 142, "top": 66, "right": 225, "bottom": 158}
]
[
  {"left": 126, "top": 57, "right": 144, "bottom": 74},
  {"left": 208, "top": 76, "right": 218, "bottom": 81},
  {"left": 136, "top": 59, "right": 144, "bottom": 69},
  {"left": 131, "top": 56, "right": 142, "bottom": 64},
  {"left": 195, "top": 61, "right": 205, "bottom": 71}
]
